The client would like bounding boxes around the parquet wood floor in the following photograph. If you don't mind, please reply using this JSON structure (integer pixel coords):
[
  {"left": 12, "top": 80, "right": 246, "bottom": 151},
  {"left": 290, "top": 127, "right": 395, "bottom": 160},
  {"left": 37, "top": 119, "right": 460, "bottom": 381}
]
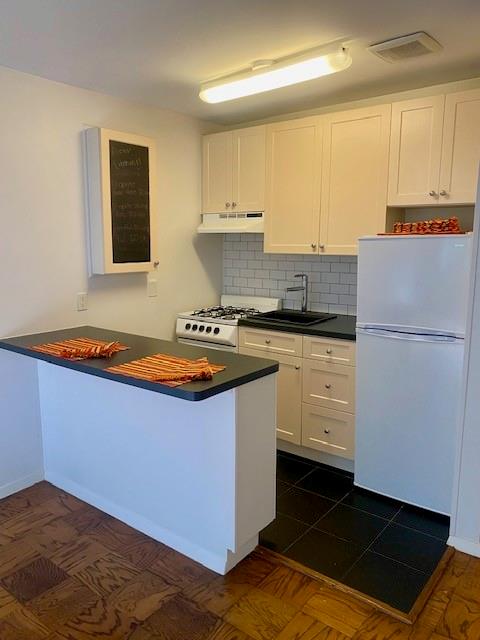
[{"left": 0, "top": 482, "right": 478, "bottom": 639}]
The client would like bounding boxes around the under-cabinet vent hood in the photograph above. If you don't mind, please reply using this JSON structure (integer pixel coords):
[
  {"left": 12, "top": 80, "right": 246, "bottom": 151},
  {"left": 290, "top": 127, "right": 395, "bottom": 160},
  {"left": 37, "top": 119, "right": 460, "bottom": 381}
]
[{"left": 197, "top": 211, "right": 264, "bottom": 234}]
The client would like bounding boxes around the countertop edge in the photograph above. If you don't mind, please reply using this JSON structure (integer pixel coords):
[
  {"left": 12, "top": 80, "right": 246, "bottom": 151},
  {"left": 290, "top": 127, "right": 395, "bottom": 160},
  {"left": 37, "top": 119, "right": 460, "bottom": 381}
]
[
  {"left": 238, "top": 314, "right": 357, "bottom": 341},
  {"left": 0, "top": 339, "right": 279, "bottom": 402}
]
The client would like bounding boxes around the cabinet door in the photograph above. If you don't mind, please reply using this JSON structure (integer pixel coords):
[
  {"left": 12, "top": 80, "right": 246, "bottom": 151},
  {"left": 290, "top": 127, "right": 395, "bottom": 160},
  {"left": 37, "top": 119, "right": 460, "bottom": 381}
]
[
  {"left": 319, "top": 105, "right": 391, "bottom": 255},
  {"left": 239, "top": 347, "right": 302, "bottom": 444},
  {"left": 264, "top": 117, "right": 322, "bottom": 254},
  {"left": 440, "top": 89, "right": 480, "bottom": 205},
  {"left": 388, "top": 96, "right": 445, "bottom": 206},
  {"left": 202, "top": 132, "right": 232, "bottom": 213},
  {"left": 232, "top": 126, "right": 266, "bottom": 212}
]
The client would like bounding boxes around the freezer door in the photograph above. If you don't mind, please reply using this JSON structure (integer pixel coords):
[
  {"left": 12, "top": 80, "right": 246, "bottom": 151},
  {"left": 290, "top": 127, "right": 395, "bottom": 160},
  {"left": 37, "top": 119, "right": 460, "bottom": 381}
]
[
  {"left": 357, "top": 235, "right": 472, "bottom": 337},
  {"left": 355, "top": 328, "right": 464, "bottom": 514}
]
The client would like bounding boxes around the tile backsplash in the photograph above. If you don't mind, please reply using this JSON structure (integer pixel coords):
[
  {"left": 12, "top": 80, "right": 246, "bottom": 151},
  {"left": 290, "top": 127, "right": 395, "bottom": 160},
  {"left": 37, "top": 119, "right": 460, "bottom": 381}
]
[{"left": 223, "top": 234, "right": 357, "bottom": 315}]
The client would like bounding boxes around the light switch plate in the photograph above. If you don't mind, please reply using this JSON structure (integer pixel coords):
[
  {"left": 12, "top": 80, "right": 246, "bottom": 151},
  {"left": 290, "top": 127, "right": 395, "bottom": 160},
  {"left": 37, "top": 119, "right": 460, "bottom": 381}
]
[{"left": 147, "top": 278, "right": 157, "bottom": 297}]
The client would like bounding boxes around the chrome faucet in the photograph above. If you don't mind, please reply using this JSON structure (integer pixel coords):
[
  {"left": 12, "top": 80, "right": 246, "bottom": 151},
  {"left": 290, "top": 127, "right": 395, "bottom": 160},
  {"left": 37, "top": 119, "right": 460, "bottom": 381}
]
[{"left": 286, "top": 273, "right": 309, "bottom": 312}]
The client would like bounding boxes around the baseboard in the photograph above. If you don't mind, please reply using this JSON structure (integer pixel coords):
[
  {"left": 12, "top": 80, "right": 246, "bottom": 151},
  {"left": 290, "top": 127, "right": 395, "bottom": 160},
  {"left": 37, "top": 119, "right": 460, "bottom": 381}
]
[
  {"left": 448, "top": 535, "right": 480, "bottom": 557},
  {"left": 277, "top": 441, "right": 354, "bottom": 473},
  {"left": 45, "top": 471, "right": 248, "bottom": 575},
  {"left": 0, "top": 471, "right": 44, "bottom": 500}
]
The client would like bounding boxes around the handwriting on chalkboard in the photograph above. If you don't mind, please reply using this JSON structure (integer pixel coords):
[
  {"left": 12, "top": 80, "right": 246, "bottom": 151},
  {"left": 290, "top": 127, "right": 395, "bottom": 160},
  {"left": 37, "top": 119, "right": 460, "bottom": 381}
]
[{"left": 109, "top": 140, "right": 150, "bottom": 263}]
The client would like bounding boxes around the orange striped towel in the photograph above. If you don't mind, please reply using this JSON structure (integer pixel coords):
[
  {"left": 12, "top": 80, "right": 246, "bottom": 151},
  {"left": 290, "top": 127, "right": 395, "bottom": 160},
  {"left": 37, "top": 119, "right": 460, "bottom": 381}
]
[
  {"left": 107, "top": 353, "right": 225, "bottom": 387},
  {"left": 31, "top": 337, "right": 129, "bottom": 361}
]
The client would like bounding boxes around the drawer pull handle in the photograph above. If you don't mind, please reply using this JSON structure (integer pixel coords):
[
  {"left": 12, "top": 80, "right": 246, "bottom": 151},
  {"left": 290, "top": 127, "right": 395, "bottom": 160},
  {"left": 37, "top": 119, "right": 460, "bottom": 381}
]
[
  {"left": 324, "top": 429, "right": 330, "bottom": 434},
  {"left": 325, "top": 383, "right": 331, "bottom": 389},
  {"left": 326, "top": 348, "right": 333, "bottom": 354},
  {"left": 265, "top": 339, "right": 271, "bottom": 344}
]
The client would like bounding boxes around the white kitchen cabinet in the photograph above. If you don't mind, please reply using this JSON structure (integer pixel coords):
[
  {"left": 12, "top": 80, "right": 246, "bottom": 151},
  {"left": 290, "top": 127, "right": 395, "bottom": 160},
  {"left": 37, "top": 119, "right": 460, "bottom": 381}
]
[
  {"left": 264, "top": 117, "right": 322, "bottom": 254},
  {"left": 388, "top": 96, "right": 445, "bottom": 206},
  {"left": 202, "top": 126, "right": 265, "bottom": 213},
  {"left": 302, "top": 359, "right": 355, "bottom": 414},
  {"left": 240, "top": 346, "right": 302, "bottom": 445},
  {"left": 319, "top": 105, "right": 391, "bottom": 255},
  {"left": 303, "top": 336, "right": 356, "bottom": 366},
  {"left": 439, "top": 89, "right": 480, "bottom": 205},
  {"left": 302, "top": 404, "right": 354, "bottom": 459},
  {"left": 239, "top": 327, "right": 356, "bottom": 456},
  {"left": 238, "top": 327, "right": 303, "bottom": 357},
  {"left": 388, "top": 89, "right": 480, "bottom": 206}
]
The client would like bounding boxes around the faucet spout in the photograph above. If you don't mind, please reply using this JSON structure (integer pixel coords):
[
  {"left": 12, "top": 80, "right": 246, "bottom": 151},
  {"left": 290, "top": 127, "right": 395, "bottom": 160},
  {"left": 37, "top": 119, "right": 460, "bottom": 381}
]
[{"left": 285, "top": 273, "right": 309, "bottom": 312}]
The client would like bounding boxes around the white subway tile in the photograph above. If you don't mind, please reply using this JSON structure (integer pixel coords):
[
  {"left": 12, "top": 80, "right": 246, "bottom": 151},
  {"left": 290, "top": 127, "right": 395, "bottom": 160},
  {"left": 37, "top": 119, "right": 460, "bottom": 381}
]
[
  {"left": 225, "top": 268, "right": 239, "bottom": 277},
  {"left": 331, "top": 262, "right": 351, "bottom": 273},
  {"left": 329, "top": 304, "right": 349, "bottom": 314},
  {"left": 339, "top": 294, "right": 357, "bottom": 306},
  {"left": 330, "top": 284, "right": 350, "bottom": 294},
  {"left": 321, "top": 273, "right": 340, "bottom": 284},
  {"left": 320, "top": 294, "right": 339, "bottom": 304},
  {"left": 247, "top": 278, "right": 263, "bottom": 288},
  {"left": 270, "top": 270, "right": 286, "bottom": 280},
  {"left": 234, "top": 277, "right": 248, "bottom": 287},
  {"left": 254, "top": 269, "right": 270, "bottom": 278},
  {"left": 248, "top": 260, "right": 263, "bottom": 269},
  {"left": 340, "top": 273, "right": 357, "bottom": 285}
]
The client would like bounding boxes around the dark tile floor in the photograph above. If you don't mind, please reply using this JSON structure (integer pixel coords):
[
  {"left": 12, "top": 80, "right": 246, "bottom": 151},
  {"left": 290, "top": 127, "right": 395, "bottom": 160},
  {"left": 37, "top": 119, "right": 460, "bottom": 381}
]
[{"left": 260, "top": 451, "right": 450, "bottom": 613}]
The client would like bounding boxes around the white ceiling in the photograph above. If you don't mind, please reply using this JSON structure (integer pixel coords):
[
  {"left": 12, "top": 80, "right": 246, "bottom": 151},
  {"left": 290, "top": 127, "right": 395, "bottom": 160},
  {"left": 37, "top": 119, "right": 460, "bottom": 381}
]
[{"left": 0, "top": 0, "right": 479, "bottom": 124}]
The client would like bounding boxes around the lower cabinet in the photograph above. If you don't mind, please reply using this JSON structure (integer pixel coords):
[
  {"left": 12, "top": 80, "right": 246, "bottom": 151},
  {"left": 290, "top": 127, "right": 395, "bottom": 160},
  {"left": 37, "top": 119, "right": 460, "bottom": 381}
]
[
  {"left": 239, "top": 346, "right": 302, "bottom": 444},
  {"left": 238, "top": 327, "right": 356, "bottom": 460},
  {"left": 302, "top": 404, "right": 354, "bottom": 459}
]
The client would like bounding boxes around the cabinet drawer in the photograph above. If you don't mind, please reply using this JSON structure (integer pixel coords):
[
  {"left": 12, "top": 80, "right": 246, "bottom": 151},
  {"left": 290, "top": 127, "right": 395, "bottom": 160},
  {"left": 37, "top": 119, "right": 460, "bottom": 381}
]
[
  {"left": 302, "top": 360, "right": 355, "bottom": 413},
  {"left": 239, "top": 347, "right": 302, "bottom": 445},
  {"left": 302, "top": 404, "right": 354, "bottom": 460},
  {"left": 239, "top": 327, "right": 302, "bottom": 357},
  {"left": 303, "top": 336, "right": 356, "bottom": 366}
]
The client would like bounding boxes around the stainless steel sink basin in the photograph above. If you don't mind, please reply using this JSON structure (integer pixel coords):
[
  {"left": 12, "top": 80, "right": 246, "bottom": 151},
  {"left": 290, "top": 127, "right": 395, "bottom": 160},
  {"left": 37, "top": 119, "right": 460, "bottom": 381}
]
[{"left": 256, "top": 310, "right": 337, "bottom": 326}]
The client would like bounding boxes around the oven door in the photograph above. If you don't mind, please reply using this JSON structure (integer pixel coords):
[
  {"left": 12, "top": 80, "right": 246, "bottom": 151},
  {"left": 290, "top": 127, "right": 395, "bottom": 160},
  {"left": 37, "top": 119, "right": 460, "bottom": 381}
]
[{"left": 177, "top": 337, "right": 238, "bottom": 353}]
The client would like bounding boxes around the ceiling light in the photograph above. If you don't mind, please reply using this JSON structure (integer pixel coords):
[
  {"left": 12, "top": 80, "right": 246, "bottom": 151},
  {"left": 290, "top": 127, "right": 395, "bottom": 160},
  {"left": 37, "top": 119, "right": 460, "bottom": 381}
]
[{"left": 199, "top": 45, "right": 352, "bottom": 104}]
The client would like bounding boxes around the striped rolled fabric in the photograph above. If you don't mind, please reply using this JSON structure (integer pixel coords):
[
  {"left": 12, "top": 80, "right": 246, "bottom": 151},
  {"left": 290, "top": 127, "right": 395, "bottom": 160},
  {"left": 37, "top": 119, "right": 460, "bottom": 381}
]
[
  {"left": 31, "top": 337, "right": 129, "bottom": 360},
  {"left": 107, "top": 353, "right": 225, "bottom": 387}
]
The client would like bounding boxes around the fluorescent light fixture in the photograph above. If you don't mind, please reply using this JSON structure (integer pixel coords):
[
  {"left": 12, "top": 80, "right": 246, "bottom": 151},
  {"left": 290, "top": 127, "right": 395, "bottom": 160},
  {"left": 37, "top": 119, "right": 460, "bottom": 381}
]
[{"left": 199, "top": 45, "right": 352, "bottom": 104}]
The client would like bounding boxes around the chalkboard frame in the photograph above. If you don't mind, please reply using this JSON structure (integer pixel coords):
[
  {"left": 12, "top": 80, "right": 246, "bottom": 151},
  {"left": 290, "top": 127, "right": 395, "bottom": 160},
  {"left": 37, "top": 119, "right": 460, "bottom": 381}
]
[{"left": 85, "top": 127, "right": 158, "bottom": 274}]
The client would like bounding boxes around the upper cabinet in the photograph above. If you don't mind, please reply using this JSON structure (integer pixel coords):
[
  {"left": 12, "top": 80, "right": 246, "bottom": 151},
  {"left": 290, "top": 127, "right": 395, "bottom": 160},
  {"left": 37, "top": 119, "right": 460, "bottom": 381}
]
[
  {"left": 388, "top": 96, "right": 444, "bottom": 206},
  {"left": 202, "top": 125, "right": 265, "bottom": 213},
  {"left": 440, "top": 89, "right": 480, "bottom": 205},
  {"left": 388, "top": 89, "right": 480, "bottom": 206},
  {"left": 264, "top": 106, "right": 390, "bottom": 256},
  {"left": 319, "top": 105, "right": 391, "bottom": 254},
  {"left": 264, "top": 117, "right": 322, "bottom": 254}
]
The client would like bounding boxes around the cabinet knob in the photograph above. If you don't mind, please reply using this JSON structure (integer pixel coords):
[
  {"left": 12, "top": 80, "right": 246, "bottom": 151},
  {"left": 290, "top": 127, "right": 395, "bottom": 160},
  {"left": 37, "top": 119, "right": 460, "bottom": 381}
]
[
  {"left": 326, "top": 348, "right": 333, "bottom": 354},
  {"left": 311, "top": 243, "right": 317, "bottom": 250},
  {"left": 319, "top": 244, "right": 325, "bottom": 250},
  {"left": 324, "top": 429, "right": 330, "bottom": 434},
  {"left": 325, "top": 383, "right": 331, "bottom": 389},
  {"left": 225, "top": 202, "right": 231, "bottom": 208},
  {"left": 265, "top": 339, "right": 271, "bottom": 344},
  {"left": 232, "top": 202, "right": 237, "bottom": 208},
  {"left": 294, "top": 365, "right": 301, "bottom": 370},
  {"left": 439, "top": 190, "right": 448, "bottom": 197},
  {"left": 429, "top": 190, "right": 438, "bottom": 197}
]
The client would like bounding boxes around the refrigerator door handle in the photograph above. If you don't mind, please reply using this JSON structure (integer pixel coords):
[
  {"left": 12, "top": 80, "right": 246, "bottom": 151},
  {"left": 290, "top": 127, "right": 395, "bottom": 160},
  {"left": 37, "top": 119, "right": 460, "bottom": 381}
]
[{"left": 356, "top": 327, "right": 462, "bottom": 343}]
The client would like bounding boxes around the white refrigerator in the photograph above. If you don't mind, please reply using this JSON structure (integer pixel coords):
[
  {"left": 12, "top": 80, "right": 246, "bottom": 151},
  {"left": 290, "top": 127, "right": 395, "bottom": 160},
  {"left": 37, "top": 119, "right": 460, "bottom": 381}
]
[{"left": 355, "top": 234, "right": 472, "bottom": 514}]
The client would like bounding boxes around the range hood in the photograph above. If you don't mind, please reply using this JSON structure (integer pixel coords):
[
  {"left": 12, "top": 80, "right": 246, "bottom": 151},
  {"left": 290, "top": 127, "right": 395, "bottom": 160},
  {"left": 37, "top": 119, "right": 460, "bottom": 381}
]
[{"left": 197, "top": 212, "right": 264, "bottom": 234}]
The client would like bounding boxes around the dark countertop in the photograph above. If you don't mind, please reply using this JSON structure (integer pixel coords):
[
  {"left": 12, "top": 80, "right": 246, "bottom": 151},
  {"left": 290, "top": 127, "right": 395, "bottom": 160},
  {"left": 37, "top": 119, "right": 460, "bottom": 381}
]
[
  {"left": 238, "top": 313, "right": 357, "bottom": 341},
  {"left": 0, "top": 326, "right": 278, "bottom": 402}
]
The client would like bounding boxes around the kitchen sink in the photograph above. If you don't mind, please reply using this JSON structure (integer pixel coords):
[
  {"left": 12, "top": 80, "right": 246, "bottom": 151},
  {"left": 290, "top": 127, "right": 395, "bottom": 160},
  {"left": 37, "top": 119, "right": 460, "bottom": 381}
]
[{"left": 255, "top": 310, "right": 337, "bottom": 325}]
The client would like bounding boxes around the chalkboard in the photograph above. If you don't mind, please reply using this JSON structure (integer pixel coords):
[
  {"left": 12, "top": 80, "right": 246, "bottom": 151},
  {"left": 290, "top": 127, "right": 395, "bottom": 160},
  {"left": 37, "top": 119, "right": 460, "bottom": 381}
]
[{"left": 109, "top": 140, "right": 151, "bottom": 263}]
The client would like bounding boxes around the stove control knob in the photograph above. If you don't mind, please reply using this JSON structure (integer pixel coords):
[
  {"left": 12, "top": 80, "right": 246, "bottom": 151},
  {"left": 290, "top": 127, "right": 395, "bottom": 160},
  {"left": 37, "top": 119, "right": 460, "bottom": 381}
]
[
  {"left": 185, "top": 323, "right": 191, "bottom": 330},
  {"left": 206, "top": 326, "right": 212, "bottom": 333},
  {"left": 192, "top": 324, "right": 198, "bottom": 331},
  {"left": 213, "top": 327, "right": 220, "bottom": 335},
  {"left": 199, "top": 325, "right": 205, "bottom": 332}
]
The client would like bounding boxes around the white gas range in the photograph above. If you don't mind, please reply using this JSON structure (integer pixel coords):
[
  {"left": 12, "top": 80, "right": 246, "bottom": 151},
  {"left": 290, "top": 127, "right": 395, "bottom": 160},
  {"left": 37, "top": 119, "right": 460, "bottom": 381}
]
[{"left": 176, "top": 295, "right": 282, "bottom": 352}]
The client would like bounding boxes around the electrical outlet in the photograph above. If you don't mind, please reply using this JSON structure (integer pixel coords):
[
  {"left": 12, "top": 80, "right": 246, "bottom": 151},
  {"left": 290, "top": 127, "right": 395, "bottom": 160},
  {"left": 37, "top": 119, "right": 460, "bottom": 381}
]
[{"left": 77, "top": 292, "right": 88, "bottom": 311}]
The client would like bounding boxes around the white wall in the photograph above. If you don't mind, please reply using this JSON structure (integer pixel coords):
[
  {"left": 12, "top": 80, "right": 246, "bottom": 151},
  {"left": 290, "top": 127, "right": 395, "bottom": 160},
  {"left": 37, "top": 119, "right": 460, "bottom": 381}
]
[
  {"left": 450, "top": 174, "right": 480, "bottom": 556},
  {"left": 0, "top": 65, "right": 223, "bottom": 340}
]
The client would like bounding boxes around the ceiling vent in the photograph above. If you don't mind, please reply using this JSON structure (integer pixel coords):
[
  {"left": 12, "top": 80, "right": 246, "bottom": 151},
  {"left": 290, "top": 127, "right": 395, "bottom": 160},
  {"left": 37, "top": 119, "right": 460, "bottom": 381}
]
[{"left": 368, "top": 32, "right": 442, "bottom": 63}]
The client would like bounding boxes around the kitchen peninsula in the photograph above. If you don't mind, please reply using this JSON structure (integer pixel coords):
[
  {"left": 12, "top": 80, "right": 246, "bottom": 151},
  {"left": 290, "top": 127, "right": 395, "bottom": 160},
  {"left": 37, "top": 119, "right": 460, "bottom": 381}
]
[{"left": 0, "top": 326, "right": 278, "bottom": 574}]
